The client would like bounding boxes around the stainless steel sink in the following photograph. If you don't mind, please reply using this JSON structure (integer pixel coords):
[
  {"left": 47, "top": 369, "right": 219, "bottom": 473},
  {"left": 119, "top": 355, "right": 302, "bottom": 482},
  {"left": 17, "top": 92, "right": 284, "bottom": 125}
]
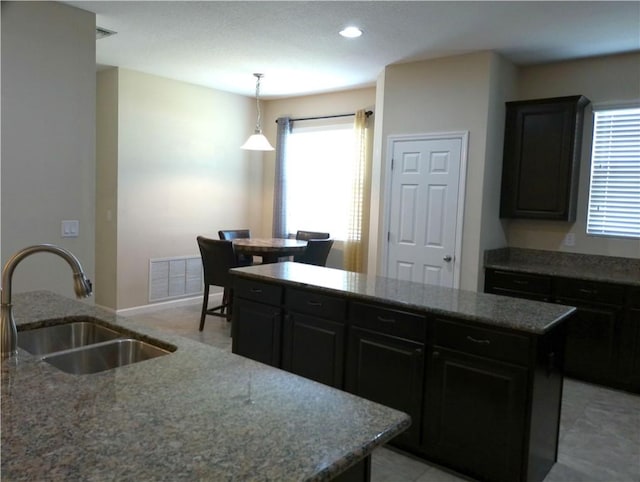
[
  {"left": 17, "top": 319, "right": 174, "bottom": 374},
  {"left": 18, "top": 320, "right": 123, "bottom": 355},
  {"left": 42, "top": 338, "right": 172, "bottom": 375}
]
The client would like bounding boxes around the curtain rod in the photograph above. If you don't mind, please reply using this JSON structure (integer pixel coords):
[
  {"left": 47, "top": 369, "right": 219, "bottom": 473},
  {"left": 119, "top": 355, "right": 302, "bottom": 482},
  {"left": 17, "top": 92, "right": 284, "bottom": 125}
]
[{"left": 277, "top": 110, "right": 373, "bottom": 123}]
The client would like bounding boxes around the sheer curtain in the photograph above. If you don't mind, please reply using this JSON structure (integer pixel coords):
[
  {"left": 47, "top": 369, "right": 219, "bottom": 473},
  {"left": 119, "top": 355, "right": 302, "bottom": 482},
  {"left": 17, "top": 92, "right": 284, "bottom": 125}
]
[
  {"left": 272, "top": 117, "right": 291, "bottom": 238},
  {"left": 344, "top": 110, "right": 370, "bottom": 272}
]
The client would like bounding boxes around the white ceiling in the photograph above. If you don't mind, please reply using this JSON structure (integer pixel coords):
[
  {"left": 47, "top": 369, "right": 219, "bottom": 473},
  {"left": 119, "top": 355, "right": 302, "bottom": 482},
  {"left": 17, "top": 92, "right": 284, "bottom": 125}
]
[{"left": 66, "top": 1, "right": 640, "bottom": 99}]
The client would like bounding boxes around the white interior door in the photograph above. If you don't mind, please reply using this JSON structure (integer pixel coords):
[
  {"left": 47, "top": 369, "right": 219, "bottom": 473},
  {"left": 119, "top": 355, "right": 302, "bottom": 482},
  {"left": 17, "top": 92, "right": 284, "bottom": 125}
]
[{"left": 385, "top": 134, "right": 466, "bottom": 288}]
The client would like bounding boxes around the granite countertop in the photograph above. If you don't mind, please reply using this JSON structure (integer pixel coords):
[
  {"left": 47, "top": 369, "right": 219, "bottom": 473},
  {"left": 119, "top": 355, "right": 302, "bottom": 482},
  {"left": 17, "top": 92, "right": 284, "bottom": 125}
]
[
  {"left": 485, "top": 248, "right": 640, "bottom": 287},
  {"left": 230, "top": 262, "right": 576, "bottom": 334},
  {"left": 1, "top": 291, "right": 410, "bottom": 481}
]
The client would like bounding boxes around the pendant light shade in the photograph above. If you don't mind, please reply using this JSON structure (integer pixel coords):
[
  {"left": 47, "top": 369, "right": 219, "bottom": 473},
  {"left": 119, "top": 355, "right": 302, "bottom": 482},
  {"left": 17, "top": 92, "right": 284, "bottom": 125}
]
[
  {"left": 241, "top": 73, "right": 274, "bottom": 151},
  {"left": 241, "top": 133, "right": 275, "bottom": 151}
]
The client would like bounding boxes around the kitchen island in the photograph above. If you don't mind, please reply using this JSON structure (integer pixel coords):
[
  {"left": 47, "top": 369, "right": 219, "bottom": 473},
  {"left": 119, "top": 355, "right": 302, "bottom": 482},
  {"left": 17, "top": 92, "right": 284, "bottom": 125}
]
[
  {"left": 1, "top": 291, "right": 410, "bottom": 481},
  {"left": 230, "top": 262, "right": 577, "bottom": 482}
]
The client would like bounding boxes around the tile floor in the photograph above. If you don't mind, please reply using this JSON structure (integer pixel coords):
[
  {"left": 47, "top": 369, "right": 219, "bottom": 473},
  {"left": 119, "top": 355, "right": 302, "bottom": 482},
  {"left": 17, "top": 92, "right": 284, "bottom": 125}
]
[{"left": 126, "top": 302, "right": 640, "bottom": 482}]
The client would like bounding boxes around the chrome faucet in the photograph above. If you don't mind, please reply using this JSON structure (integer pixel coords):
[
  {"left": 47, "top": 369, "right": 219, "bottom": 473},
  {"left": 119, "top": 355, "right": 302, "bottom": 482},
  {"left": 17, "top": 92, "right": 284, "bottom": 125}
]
[{"left": 1, "top": 244, "right": 93, "bottom": 359}]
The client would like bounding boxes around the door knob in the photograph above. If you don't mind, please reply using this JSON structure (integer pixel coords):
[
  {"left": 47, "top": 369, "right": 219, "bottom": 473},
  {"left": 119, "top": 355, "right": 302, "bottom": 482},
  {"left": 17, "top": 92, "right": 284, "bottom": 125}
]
[{"left": 443, "top": 255, "right": 452, "bottom": 262}]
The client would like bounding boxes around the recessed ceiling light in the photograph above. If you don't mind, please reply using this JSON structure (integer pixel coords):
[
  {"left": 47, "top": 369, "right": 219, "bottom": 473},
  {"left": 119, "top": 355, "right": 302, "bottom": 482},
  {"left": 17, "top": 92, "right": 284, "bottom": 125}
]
[{"left": 339, "top": 26, "right": 363, "bottom": 38}]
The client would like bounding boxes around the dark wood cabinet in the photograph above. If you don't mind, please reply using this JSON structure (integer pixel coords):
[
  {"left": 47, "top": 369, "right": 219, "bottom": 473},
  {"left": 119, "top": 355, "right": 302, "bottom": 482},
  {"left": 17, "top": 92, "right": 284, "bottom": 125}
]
[
  {"left": 232, "top": 298, "right": 282, "bottom": 367},
  {"left": 424, "top": 346, "right": 527, "bottom": 482},
  {"left": 423, "top": 318, "right": 543, "bottom": 482},
  {"left": 617, "top": 287, "right": 640, "bottom": 390},
  {"left": 484, "top": 269, "right": 552, "bottom": 302},
  {"left": 485, "top": 268, "right": 639, "bottom": 393},
  {"left": 561, "top": 303, "right": 619, "bottom": 382},
  {"left": 345, "top": 326, "right": 425, "bottom": 449},
  {"left": 619, "top": 300, "right": 639, "bottom": 389},
  {"left": 500, "top": 95, "right": 589, "bottom": 221},
  {"left": 555, "top": 277, "right": 626, "bottom": 387},
  {"left": 346, "top": 302, "right": 426, "bottom": 449},
  {"left": 232, "top": 278, "right": 283, "bottom": 367},
  {"left": 282, "top": 287, "right": 347, "bottom": 388}
]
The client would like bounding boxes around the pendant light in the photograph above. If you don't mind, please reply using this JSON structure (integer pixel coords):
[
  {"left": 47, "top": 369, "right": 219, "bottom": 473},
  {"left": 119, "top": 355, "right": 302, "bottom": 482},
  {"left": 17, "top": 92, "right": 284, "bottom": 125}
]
[{"left": 241, "top": 73, "right": 274, "bottom": 151}]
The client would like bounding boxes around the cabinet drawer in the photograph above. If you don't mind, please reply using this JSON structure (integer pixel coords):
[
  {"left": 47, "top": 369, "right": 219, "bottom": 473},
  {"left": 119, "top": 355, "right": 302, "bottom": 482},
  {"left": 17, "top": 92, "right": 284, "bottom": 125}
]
[
  {"left": 433, "top": 319, "right": 530, "bottom": 365},
  {"left": 350, "top": 302, "right": 425, "bottom": 342},
  {"left": 285, "top": 288, "right": 347, "bottom": 321},
  {"left": 486, "top": 269, "right": 552, "bottom": 300},
  {"left": 555, "top": 278, "right": 626, "bottom": 306},
  {"left": 234, "top": 278, "right": 283, "bottom": 306}
]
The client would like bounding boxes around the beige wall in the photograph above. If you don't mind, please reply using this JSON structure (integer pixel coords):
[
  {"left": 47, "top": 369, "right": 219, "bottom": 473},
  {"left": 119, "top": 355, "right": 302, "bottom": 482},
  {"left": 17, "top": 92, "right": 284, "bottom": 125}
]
[
  {"left": 507, "top": 53, "right": 640, "bottom": 258},
  {"left": 95, "top": 69, "right": 119, "bottom": 307},
  {"left": 480, "top": 54, "right": 518, "bottom": 256},
  {"left": 96, "top": 69, "right": 258, "bottom": 309},
  {"left": 375, "top": 52, "right": 514, "bottom": 290},
  {"left": 1, "top": 2, "right": 96, "bottom": 299}
]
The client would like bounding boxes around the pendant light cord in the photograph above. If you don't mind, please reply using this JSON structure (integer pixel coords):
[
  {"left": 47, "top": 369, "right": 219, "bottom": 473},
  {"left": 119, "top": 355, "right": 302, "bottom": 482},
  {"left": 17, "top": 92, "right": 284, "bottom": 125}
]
[{"left": 254, "top": 73, "right": 263, "bottom": 133}]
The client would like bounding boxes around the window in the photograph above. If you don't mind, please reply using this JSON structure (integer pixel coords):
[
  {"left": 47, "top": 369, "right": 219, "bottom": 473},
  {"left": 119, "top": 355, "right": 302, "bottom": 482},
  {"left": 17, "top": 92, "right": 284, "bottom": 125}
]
[
  {"left": 284, "top": 121, "right": 357, "bottom": 240},
  {"left": 586, "top": 106, "right": 640, "bottom": 239}
]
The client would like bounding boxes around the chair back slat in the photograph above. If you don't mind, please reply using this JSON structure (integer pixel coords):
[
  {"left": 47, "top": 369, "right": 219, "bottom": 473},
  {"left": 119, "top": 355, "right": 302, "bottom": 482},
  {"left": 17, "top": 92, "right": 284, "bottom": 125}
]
[
  {"left": 218, "top": 229, "right": 251, "bottom": 240},
  {"left": 294, "top": 238, "right": 334, "bottom": 266},
  {"left": 295, "top": 230, "right": 330, "bottom": 241}
]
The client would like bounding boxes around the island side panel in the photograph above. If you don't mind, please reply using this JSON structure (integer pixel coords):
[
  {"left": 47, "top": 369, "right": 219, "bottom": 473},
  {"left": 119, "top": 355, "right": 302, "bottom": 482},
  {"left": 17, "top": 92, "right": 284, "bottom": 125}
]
[{"left": 525, "top": 320, "right": 567, "bottom": 482}]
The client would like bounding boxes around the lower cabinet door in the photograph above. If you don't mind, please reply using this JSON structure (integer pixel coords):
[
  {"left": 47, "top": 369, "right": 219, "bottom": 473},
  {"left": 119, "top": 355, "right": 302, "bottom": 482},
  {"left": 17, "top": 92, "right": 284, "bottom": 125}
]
[
  {"left": 561, "top": 304, "right": 619, "bottom": 384},
  {"left": 231, "top": 299, "right": 282, "bottom": 367},
  {"left": 424, "top": 347, "right": 527, "bottom": 482},
  {"left": 622, "top": 304, "right": 640, "bottom": 392},
  {"left": 282, "top": 312, "right": 345, "bottom": 388},
  {"left": 345, "top": 326, "right": 424, "bottom": 449}
]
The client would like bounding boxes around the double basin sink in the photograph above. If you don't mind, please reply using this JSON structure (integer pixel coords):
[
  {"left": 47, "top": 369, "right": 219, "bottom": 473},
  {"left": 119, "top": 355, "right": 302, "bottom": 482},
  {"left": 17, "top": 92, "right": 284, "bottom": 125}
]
[{"left": 18, "top": 319, "right": 174, "bottom": 375}]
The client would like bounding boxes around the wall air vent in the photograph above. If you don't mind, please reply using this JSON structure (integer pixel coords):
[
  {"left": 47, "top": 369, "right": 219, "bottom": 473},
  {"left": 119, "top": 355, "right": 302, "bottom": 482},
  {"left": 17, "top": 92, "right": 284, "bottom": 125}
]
[{"left": 96, "top": 27, "right": 117, "bottom": 40}]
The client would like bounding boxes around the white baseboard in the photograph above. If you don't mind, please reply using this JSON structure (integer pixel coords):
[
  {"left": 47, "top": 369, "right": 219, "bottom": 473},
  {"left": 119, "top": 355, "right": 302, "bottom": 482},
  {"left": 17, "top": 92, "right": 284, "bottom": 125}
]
[{"left": 116, "top": 292, "right": 223, "bottom": 317}]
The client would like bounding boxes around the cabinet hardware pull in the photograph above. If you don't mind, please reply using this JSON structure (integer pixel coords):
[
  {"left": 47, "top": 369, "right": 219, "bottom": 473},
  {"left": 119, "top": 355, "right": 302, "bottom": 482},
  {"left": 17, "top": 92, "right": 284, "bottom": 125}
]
[
  {"left": 250, "top": 288, "right": 263, "bottom": 293},
  {"left": 466, "top": 335, "right": 491, "bottom": 344},
  {"left": 578, "top": 288, "right": 597, "bottom": 295},
  {"left": 377, "top": 316, "right": 395, "bottom": 323},
  {"left": 307, "top": 301, "right": 322, "bottom": 307},
  {"left": 513, "top": 280, "right": 528, "bottom": 285}
]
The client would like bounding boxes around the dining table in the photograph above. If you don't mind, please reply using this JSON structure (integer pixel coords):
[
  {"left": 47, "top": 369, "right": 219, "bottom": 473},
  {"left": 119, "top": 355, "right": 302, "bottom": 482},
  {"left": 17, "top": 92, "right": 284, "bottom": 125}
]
[{"left": 232, "top": 237, "right": 307, "bottom": 264}]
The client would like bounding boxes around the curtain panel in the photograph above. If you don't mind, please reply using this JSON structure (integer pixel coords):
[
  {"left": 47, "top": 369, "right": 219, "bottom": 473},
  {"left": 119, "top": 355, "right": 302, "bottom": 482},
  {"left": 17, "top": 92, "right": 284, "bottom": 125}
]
[
  {"left": 272, "top": 117, "right": 291, "bottom": 238},
  {"left": 344, "top": 110, "right": 370, "bottom": 272}
]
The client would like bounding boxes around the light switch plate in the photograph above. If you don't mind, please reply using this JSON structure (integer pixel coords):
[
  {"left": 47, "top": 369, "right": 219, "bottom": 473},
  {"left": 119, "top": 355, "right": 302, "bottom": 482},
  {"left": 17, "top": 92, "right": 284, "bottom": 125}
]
[{"left": 61, "top": 220, "right": 79, "bottom": 238}]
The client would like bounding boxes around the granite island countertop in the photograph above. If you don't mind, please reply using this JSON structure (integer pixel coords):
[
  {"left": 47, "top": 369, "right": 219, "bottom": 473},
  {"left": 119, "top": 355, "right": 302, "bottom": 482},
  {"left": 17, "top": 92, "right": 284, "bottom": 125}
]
[
  {"left": 230, "top": 262, "right": 576, "bottom": 334},
  {"left": 1, "top": 291, "right": 410, "bottom": 481},
  {"left": 485, "top": 247, "right": 640, "bottom": 287}
]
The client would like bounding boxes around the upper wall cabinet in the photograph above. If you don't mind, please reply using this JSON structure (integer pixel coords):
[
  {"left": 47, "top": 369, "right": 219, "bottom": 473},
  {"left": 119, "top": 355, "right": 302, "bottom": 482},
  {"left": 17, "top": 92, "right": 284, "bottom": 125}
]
[{"left": 499, "top": 95, "right": 590, "bottom": 221}]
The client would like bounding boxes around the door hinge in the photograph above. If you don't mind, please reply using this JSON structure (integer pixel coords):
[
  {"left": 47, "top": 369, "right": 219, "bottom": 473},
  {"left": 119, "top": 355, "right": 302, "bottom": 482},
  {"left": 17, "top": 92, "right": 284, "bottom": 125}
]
[
  {"left": 391, "top": 158, "right": 394, "bottom": 170},
  {"left": 387, "top": 232, "right": 391, "bottom": 242}
]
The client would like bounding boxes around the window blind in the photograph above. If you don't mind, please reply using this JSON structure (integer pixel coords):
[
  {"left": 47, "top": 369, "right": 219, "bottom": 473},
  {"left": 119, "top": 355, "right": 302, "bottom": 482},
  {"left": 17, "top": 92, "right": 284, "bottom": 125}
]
[{"left": 586, "top": 107, "right": 640, "bottom": 238}]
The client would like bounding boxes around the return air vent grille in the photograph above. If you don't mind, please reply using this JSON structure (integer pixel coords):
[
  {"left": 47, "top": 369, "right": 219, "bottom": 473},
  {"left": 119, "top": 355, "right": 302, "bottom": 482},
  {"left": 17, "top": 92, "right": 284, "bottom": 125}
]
[
  {"left": 149, "top": 256, "right": 203, "bottom": 302},
  {"left": 96, "top": 27, "right": 117, "bottom": 40}
]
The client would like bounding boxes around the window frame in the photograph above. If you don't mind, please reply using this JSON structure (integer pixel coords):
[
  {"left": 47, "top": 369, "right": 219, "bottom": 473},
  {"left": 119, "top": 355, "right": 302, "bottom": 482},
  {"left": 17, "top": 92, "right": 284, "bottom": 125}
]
[
  {"left": 585, "top": 103, "right": 640, "bottom": 240},
  {"left": 283, "top": 118, "right": 357, "bottom": 241}
]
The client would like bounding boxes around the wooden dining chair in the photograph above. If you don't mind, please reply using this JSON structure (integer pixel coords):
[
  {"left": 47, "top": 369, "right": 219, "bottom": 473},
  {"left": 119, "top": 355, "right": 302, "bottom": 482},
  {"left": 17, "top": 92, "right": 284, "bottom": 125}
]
[
  {"left": 294, "top": 238, "right": 334, "bottom": 266},
  {"left": 197, "top": 236, "right": 239, "bottom": 331},
  {"left": 218, "top": 229, "right": 253, "bottom": 266},
  {"left": 295, "top": 230, "right": 330, "bottom": 241}
]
